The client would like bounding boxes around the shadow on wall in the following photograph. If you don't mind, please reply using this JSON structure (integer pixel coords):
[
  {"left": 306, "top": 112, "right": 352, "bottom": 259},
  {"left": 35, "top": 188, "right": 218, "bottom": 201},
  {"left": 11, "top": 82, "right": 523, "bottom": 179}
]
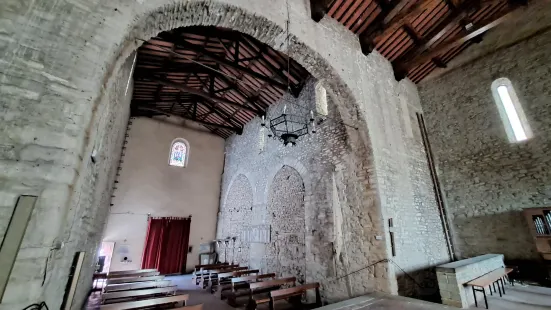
[
  {"left": 453, "top": 211, "right": 548, "bottom": 284},
  {"left": 452, "top": 210, "right": 537, "bottom": 260},
  {"left": 397, "top": 267, "right": 441, "bottom": 303}
]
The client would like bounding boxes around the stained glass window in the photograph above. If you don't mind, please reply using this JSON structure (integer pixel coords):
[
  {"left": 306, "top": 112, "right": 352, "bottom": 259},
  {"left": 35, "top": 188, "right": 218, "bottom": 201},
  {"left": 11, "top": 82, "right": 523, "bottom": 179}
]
[{"left": 169, "top": 140, "right": 188, "bottom": 167}]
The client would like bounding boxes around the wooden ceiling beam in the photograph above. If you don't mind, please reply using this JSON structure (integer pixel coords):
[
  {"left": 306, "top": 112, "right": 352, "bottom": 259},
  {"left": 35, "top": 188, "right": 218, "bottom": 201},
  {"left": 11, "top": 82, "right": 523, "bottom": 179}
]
[
  {"left": 162, "top": 34, "right": 289, "bottom": 92},
  {"left": 310, "top": 0, "right": 336, "bottom": 22},
  {"left": 136, "top": 106, "right": 243, "bottom": 134},
  {"left": 360, "top": 0, "right": 434, "bottom": 54},
  {"left": 144, "top": 77, "right": 261, "bottom": 115},
  {"left": 395, "top": 10, "right": 516, "bottom": 78},
  {"left": 133, "top": 97, "right": 243, "bottom": 129}
]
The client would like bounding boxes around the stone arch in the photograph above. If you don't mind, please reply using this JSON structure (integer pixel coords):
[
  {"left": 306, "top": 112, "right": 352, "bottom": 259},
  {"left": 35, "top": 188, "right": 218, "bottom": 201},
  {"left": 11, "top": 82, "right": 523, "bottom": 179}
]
[
  {"left": 266, "top": 165, "right": 306, "bottom": 283},
  {"left": 104, "top": 1, "right": 376, "bottom": 174},
  {"left": 263, "top": 157, "right": 310, "bottom": 206},
  {"left": 218, "top": 173, "right": 253, "bottom": 265}
]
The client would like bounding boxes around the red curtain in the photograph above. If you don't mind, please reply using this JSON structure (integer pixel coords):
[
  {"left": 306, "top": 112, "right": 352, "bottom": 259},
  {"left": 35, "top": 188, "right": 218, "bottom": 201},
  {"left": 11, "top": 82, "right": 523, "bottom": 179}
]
[{"left": 141, "top": 217, "right": 191, "bottom": 274}]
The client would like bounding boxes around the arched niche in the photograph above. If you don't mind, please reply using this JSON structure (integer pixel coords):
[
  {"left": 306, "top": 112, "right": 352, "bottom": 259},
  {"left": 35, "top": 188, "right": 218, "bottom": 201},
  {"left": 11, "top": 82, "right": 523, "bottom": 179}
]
[
  {"left": 219, "top": 174, "right": 253, "bottom": 266},
  {"left": 266, "top": 165, "right": 306, "bottom": 283}
]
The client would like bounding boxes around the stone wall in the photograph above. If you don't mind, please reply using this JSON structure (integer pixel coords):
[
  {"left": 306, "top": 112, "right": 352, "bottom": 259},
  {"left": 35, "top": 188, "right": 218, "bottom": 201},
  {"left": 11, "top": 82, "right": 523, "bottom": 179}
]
[
  {"left": 103, "top": 117, "right": 224, "bottom": 273},
  {"left": 1, "top": 0, "right": 448, "bottom": 307},
  {"left": 217, "top": 79, "right": 450, "bottom": 301},
  {"left": 418, "top": 28, "right": 551, "bottom": 261},
  {"left": 0, "top": 45, "right": 133, "bottom": 309}
]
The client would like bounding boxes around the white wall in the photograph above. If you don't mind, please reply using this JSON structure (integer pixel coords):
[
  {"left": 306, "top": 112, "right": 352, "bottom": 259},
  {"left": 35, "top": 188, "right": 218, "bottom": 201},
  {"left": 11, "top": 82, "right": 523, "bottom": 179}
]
[{"left": 103, "top": 117, "right": 225, "bottom": 272}]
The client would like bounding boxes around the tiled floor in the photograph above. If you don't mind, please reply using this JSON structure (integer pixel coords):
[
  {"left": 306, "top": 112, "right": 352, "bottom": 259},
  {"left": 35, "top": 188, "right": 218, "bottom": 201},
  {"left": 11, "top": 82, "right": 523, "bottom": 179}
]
[{"left": 86, "top": 275, "right": 551, "bottom": 310}]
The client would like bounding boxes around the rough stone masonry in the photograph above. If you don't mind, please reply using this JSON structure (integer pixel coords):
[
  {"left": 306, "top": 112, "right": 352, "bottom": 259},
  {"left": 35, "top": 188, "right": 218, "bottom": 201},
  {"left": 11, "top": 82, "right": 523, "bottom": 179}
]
[
  {"left": 1, "top": 0, "right": 448, "bottom": 308},
  {"left": 419, "top": 25, "right": 551, "bottom": 263}
]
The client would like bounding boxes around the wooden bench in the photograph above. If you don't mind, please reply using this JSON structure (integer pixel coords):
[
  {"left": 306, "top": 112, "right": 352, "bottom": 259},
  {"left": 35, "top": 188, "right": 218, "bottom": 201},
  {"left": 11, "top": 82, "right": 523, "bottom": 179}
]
[
  {"left": 269, "top": 283, "right": 322, "bottom": 310},
  {"left": 209, "top": 269, "right": 260, "bottom": 293},
  {"left": 201, "top": 266, "right": 248, "bottom": 288},
  {"left": 99, "top": 294, "right": 188, "bottom": 310},
  {"left": 107, "top": 275, "right": 164, "bottom": 285},
  {"left": 195, "top": 264, "right": 238, "bottom": 285},
  {"left": 247, "top": 277, "right": 296, "bottom": 310},
  {"left": 108, "top": 271, "right": 160, "bottom": 279},
  {"left": 222, "top": 273, "right": 276, "bottom": 306},
  {"left": 102, "top": 286, "right": 178, "bottom": 304},
  {"left": 104, "top": 280, "right": 172, "bottom": 293},
  {"left": 108, "top": 269, "right": 157, "bottom": 276},
  {"left": 173, "top": 305, "right": 203, "bottom": 310},
  {"left": 466, "top": 268, "right": 513, "bottom": 309}
]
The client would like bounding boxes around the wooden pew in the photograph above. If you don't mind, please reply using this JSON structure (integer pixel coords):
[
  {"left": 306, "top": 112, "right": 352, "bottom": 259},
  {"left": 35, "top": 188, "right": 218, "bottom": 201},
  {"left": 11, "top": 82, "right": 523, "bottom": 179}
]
[
  {"left": 269, "top": 283, "right": 322, "bottom": 309},
  {"left": 102, "top": 286, "right": 178, "bottom": 304},
  {"left": 99, "top": 294, "right": 188, "bottom": 310},
  {"left": 108, "top": 269, "right": 157, "bottom": 276},
  {"left": 108, "top": 270, "right": 160, "bottom": 279},
  {"left": 210, "top": 269, "right": 260, "bottom": 294},
  {"left": 247, "top": 277, "right": 296, "bottom": 309},
  {"left": 223, "top": 273, "right": 276, "bottom": 306},
  {"left": 195, "top": 264, "right": 238, "bottom": 285},
  {"left": 107, "top": 275, "right": 164, "bottom": 285},
  {"left": 174, "top": 305, "right": 203, "bottom": 310},
  {"left": 104, "top": 280, "right": 172, "bottom": 293},
  {"left": 201, "top": 266, "right": 248, "bottom": 288}
]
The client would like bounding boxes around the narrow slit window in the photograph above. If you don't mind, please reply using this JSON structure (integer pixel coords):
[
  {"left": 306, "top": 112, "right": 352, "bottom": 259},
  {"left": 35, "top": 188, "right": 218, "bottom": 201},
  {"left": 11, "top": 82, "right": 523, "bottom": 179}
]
[{"left": 491, "top": 78, "right": 532, "bottom": 142}]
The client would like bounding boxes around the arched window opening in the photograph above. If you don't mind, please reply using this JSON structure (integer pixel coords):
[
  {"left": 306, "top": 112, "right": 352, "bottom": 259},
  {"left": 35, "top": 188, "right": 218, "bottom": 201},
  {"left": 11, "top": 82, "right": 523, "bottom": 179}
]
[
  {"left": 169, "top": 139, "right": 189, "bottom": 167},
  {"left": 491, "top": 78, "right": 532, "bottom": 143}
]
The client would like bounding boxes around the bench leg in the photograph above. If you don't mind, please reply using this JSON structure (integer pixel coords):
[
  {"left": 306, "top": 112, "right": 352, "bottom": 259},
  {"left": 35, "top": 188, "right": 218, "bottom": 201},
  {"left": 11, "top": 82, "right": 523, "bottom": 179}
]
[
  {"left": 496, "top": 281, "right": 502, "bottom": 297},
  {"left": 483, "top": 287, "right": 488, "bottom": 309},
  {"left": 473, "top": 286, "right": 478, "bottom": 308},
  {"left": 490, "top": 283, "right": 494, "bottom": 296},
  {"left": 500, "top": 279, "right": 506, "bottom": 294}
]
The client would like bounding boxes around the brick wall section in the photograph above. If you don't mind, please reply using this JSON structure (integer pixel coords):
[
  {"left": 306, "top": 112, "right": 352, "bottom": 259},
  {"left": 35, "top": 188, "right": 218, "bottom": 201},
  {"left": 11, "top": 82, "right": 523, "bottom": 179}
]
[
  {"left": 419, "top": 29, "right": 551, "bottom": 261},
  {"left": 1, "top": 0, "right": 447, "bottom": 307}
]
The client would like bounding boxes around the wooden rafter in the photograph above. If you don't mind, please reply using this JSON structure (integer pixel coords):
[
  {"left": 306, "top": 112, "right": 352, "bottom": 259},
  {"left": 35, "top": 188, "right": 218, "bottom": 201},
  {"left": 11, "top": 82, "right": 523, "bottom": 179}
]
[
  {"left": 144, "top": 77, "right": 261, "bottom": 115},
  {"left": 137, "top": 106, "right": 243, "bottom": 133},
  {"left": 132, "top": 26, "right": 311, "bottom": 138},
  {"left": 313, "top": 0, "right": 532, "bottom": 82},
  {"left": 398, "top": 10, "right": 516, "bottom": 76}
]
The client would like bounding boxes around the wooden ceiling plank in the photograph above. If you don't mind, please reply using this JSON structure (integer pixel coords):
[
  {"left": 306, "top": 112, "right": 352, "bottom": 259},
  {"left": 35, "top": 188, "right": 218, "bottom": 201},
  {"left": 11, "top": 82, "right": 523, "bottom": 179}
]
[
  {"left": 137, "top": 106, "right": 243, "bottom": 133},
  {"left": 160, "top": 33, "right": 289, "bottom": 91},
  {"left": 398, "top": 9, "right": 517, "bottom": 75},
  {"left": 365, "top": 0, "right": 436, "bottom": 49},
  {"left": 351, "top": 1, "right": 379, "bottom": 33},
  {"left": 146, "top": 77, "right": 260, "bottom": 115}
]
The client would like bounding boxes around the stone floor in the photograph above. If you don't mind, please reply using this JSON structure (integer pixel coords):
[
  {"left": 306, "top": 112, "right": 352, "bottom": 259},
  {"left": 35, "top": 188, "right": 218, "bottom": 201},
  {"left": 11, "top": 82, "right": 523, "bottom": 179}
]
[
  {"left": 86, "top": 275, "right": 551, "bottom": 310},
  {"left": 318, "top": 283, "right": 551, "bottom": 310}
]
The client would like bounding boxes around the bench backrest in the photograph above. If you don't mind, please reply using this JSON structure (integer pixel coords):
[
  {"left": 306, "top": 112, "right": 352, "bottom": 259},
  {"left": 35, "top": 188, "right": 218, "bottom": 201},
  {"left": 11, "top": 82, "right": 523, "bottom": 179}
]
[
  {"left": 104, "top": 280, "right": 171, "bottom": 292},
  {"left": 233, "top": 269, "right": 259, "bottom": 277},
  {"left": 249, "top": 277, "right": 296, "bottom": 290},
  {"left": 108, "top": 269, "right": 157, "bottom": 276},
  {"left": 232, "top": 273, "right": 276, "bottom": 284},
  {"left": 211, "top": 266, "right": 248, "bottom": 274},
  {"left": 201, "top": 264, "right": 237, "bottom": 271},
  {"left": 173, "top": 305, "right": 203, "bottom": 310},
  {"left": 107, "top": 271, "right": 160, "bottom": 279},
  {"left": 99, "top": 294, "right": 188, "bottom": 310},
  {"left": 107, "top": 275, "right": 164, "bottom": 285},
  {"left": 102, "top": 286, "right": 177, "bottom": 302},
  {"left": 270, "top": 282, "right": 320, "bottom": 301}
]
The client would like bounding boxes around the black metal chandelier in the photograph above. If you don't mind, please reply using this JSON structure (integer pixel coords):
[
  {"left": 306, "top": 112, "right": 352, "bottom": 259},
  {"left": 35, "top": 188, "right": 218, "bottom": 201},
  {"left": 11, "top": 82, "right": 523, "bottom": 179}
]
[{"left": 261, "top": 108, "right": 316, "bottom": 146}]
